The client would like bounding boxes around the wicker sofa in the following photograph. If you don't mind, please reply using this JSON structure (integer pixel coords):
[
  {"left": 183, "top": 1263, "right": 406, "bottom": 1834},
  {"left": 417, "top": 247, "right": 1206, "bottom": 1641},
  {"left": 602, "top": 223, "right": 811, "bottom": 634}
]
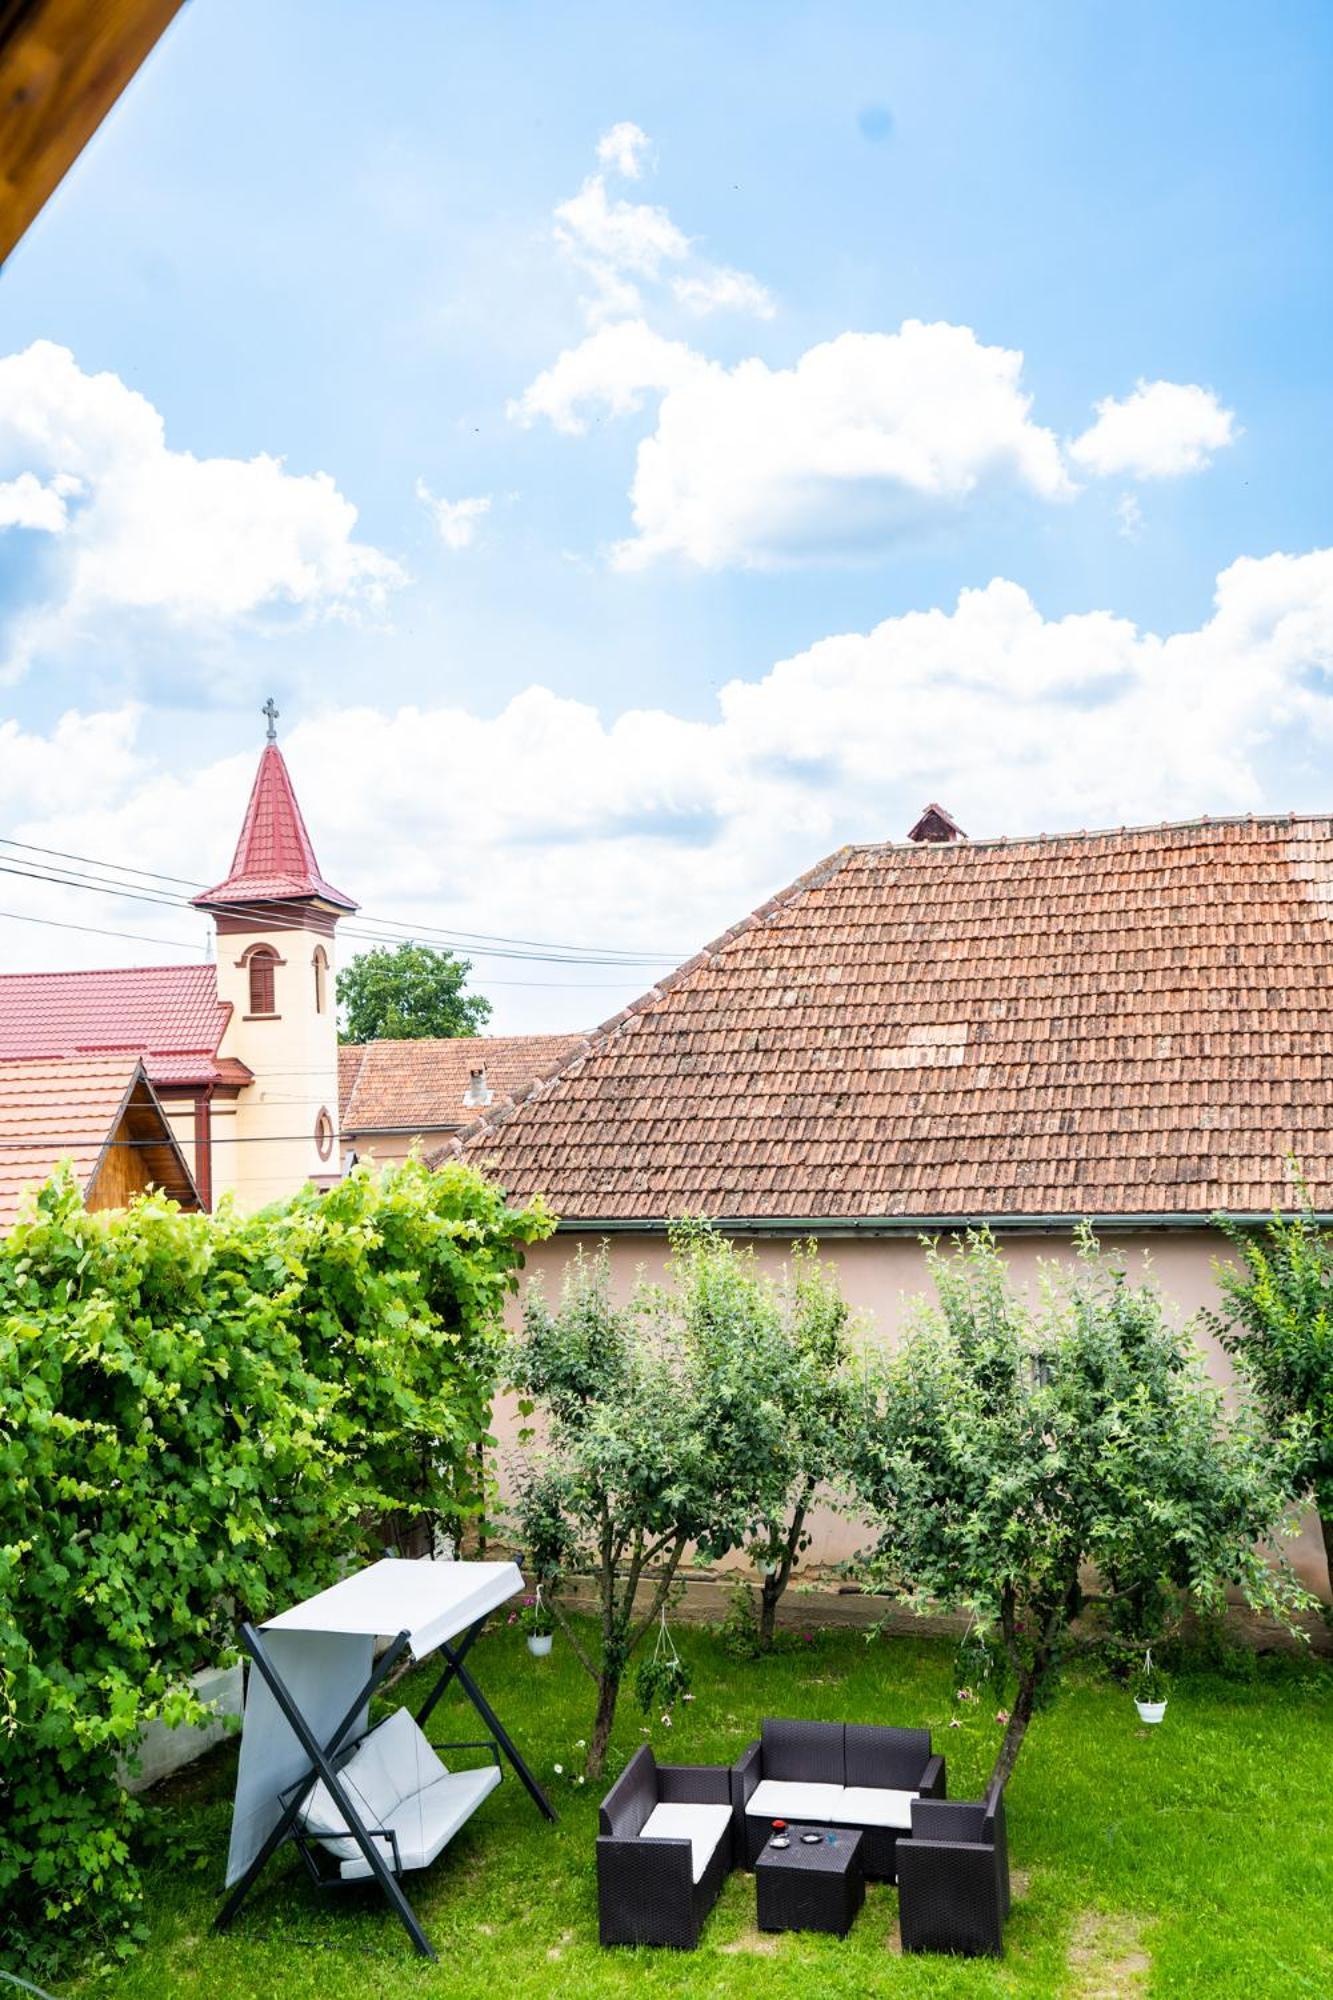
[
  {"left": 731, "top": 1719, "right": 946, "bottom": 1881},
  {"left": 896, "top": 1780, "right": 1011, "bottom": 1957},
  {"left": 596, "top": 1745, "right": 736, "bottom": 1948}
]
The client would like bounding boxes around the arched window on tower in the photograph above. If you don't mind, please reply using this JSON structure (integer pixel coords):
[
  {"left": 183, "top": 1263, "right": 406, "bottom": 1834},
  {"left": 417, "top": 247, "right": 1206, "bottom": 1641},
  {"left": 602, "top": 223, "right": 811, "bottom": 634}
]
[
  {"left": 312, "top": 945, "right": 329, "bottom": 1014},
  {"left": 246, "top": 945, "right": 279, "bottom": 1017}
]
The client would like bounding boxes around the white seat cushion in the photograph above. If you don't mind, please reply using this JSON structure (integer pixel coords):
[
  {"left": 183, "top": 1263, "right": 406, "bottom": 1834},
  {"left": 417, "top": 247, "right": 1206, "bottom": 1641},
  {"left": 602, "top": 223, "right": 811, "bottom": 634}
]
[
  {"left": 299, "top": 1709, "right": 455, "bottom": 1866},
  {"left": 640, "top": 1802, "right": 733, "bottom": 1885},
  {"left": 746, "top": 1778, "right": 846, "bottom": 1824},
  {"left": 338, "top": 1764, "right": 502, "bottom": 1880},
  {"left": 840, "top": 1785, "right": 918, "bottom": 1830}
]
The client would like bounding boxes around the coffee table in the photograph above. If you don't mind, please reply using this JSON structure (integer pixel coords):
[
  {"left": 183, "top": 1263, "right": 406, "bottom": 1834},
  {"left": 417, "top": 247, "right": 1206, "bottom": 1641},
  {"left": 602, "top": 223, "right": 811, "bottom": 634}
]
[{"left": 755, "top": 1823, "right": 865, "bottom": 1938}]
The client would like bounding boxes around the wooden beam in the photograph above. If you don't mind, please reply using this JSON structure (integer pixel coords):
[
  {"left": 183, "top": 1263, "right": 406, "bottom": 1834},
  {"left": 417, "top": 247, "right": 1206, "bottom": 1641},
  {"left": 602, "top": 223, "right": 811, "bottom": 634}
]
[{"left": 0, "top": 0, "right": 186, "bottom": 266}]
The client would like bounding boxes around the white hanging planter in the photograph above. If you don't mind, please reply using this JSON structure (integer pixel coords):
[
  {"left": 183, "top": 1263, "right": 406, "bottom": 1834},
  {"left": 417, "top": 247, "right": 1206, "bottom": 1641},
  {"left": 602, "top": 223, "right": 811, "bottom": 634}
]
[
  {"left": 527, "top": 1633, "right": 553, "bottom": 1658},
  {"left": 1135, "top": 1698, "right": 1167, "bottom": 1725}
]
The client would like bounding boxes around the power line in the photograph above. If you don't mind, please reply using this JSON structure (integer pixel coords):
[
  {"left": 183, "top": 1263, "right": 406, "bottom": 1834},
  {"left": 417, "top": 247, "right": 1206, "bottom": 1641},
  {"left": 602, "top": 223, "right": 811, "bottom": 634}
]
[
  {"left": 0, "top": 836, "right": 683, "bottom": 963},
  {"left": 0, "top": 904, "right": 206, "bottom": 952}
]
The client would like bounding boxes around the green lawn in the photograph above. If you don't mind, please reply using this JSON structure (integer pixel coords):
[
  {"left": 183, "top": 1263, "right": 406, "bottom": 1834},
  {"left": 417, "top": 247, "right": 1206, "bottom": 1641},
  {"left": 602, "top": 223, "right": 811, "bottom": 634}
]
[{"left": 62, "top": 1622, "right": 1332, "bottom": 2000}]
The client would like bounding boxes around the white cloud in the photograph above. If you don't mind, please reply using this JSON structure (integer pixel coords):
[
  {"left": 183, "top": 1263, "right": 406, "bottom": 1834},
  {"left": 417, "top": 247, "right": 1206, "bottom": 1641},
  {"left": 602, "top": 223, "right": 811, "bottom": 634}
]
[
  {"left": 672, "top": 267, "right": 776, "bottom": 320},
  {"left": 595, "top": 121, "right": 651, "bottom": 179},
  {"left": 7, "top": 547, "right": 1333, "bottom": 1036},
  {"left": 1069, "top": 378, "right": 1238, "bottom": 479},
  {"left": 415, "top": 481, "right": 492, "bottom": 550},
  {"left": 508, "top": 319, "right": 704, "bottom": 435},
  {"left": 551, "top": 126, "right": 773, "bottom": 325},
  {"left": 0, "top": 342, "right": 403, "bottom": 676},
  {"left": 569, "top": 319, "right": 1073, "bottom": 569},
  {"left": 1115, "top": 491, "right": 1144, "bottom": 542}
]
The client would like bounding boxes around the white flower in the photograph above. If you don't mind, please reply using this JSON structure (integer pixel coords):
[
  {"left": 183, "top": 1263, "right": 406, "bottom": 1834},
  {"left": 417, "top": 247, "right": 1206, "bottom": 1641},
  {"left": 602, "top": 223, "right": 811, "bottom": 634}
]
[
  {"left": 661, "top": 1712, "right": 673, "bottom": 1727},
  {"left": 553, "top": 1763, "right": 563, "bottom": 1775}
]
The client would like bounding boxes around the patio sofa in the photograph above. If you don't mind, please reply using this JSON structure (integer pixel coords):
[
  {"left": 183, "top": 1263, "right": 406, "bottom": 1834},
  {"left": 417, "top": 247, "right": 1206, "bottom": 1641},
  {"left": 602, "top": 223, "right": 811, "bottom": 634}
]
[
  {"left": 596, "top": 1745, "right": 736, "bottom": 1948},
  {"left": 731, "top": 1718, "right": 946, "bottom": 1880}
]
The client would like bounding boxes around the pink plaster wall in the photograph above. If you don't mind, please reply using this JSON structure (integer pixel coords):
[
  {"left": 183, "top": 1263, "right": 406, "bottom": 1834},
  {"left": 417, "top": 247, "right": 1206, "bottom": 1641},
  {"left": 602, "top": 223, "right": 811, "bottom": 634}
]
[{"left": 501, "top": 1226, "right": 1329, "bottom": 1601}]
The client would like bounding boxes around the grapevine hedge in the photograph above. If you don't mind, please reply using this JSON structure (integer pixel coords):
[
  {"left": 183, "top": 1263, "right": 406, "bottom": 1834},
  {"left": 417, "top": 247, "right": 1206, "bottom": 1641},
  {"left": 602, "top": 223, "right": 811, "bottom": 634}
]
[{"left": 0, "top": 1158, "right": 550, "bottom": 1968}]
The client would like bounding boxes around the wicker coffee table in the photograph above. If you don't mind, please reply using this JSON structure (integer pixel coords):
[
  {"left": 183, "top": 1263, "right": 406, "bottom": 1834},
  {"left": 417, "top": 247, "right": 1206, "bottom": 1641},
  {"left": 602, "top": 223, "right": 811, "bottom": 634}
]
[{"left": 755, "top": 1824, "right": 865, "bottom": 1938}]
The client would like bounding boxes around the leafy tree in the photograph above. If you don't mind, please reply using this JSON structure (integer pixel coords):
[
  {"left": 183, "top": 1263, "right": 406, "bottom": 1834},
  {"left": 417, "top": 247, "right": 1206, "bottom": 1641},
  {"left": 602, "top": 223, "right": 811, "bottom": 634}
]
[
  {"left": 1208, "top": 1202, "right": 1333, "bottom": 1603},
  {"left": 338, "top": 940, "right": 492, "bottom": 1043},
  {"left": 677, "top": 1232, "right": 860, "bottom": 1650},
  {"left": 0, "top": 1158, "right": 548, "bottom": 1969},
  {"left": 508, "top": 1237, "right": 792, "bottom": 1777},
  {"left": 851, "top": 1228, "right": 1308, "bottom": 1790}
]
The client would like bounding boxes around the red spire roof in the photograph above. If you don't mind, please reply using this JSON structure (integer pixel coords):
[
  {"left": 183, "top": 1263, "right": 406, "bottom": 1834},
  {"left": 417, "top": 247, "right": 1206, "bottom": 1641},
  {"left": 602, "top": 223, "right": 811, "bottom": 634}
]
[{"left": 192, "top": 743, "right": 356, "bottom": 912}]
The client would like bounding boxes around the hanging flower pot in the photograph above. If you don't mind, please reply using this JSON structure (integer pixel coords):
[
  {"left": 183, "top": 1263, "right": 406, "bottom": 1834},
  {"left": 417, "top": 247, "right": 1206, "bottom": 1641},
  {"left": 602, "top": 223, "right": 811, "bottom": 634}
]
[
  {"left": 519, "top": 1583, "right": 554, "bottom": 1659},
  {"left": 1132, "top": 1647, "right": 1169, "bottom": 1724},
  {"left": 633, "top": 1607, "right": 693, "bottom": 1723}
]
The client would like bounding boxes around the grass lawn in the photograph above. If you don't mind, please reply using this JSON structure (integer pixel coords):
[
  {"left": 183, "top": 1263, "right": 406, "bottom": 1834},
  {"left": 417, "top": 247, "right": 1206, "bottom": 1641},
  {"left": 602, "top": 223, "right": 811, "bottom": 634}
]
[{"left": 61, "top": 1620, "right": 1332, "bottom": 2000}]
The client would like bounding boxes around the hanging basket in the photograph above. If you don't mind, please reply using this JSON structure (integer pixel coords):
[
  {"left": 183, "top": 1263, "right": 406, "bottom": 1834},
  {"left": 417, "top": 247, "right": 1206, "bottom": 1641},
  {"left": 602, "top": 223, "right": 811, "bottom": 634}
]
[
  {"left": 523, "top": 1583, "right": 554, "bottom": 1658},
  {"left": 633, "top": 1606, "right": 693, "bottom": 1720}
]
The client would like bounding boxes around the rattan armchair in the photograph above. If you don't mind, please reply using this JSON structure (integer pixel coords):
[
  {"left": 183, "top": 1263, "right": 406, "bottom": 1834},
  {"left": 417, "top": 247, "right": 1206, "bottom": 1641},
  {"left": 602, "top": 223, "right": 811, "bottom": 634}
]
[
  {"left": 896, "top": 1778, "right": 1011, "bottom": 1957},
  {"left": 596, "top": 1745, "right": 736, "bottom": 1948}
]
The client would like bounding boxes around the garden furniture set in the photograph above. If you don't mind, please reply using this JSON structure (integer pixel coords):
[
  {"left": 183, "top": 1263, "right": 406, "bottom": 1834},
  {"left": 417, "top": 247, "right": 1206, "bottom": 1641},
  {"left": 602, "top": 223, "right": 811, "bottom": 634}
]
[
  {"left": 596, "top": 1715, "right": 1010, "bottom": 1955},
  {"left": 214, "top": 1556, "right": 1009, "bottom": 1964}
]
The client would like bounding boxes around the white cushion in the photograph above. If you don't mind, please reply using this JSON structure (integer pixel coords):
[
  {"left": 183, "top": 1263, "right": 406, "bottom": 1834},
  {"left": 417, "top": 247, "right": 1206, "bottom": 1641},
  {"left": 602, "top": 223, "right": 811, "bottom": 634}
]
[
  {"left": 840, "top": 1785, "right": 918, "bottom": 1830},
  {"left": 299, "top": 1709, "right": 454, "bottom": 1866},
  {"left": 640, "top": 1802, "right": 732, "bottom": 1885},
  {"left": 338, "top": 1764, "right": 502, "bottom": 1880},
  {"left": 746, "top": 1778, "right": 846, "bottom": 1824}
]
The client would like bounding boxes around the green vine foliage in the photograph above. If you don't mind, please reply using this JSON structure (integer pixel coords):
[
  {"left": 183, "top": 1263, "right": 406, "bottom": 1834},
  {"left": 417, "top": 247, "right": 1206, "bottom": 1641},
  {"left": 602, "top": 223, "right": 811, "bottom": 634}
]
[
  {"left": 0, "top": 1158, "right": 550, "bottom": 1970},
  {"left": 632, "top": 1651, "right": 692, "bottom": 1719}
]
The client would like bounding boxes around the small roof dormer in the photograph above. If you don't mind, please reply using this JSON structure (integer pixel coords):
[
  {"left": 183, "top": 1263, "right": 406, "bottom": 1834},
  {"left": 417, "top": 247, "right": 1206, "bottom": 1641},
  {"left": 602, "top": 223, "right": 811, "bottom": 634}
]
[
  {"left": 907, "top": 802, "right": 966, "bottom": 844},
  {"left": 192, "top": 700, "right": 357, "bottom": 920}
]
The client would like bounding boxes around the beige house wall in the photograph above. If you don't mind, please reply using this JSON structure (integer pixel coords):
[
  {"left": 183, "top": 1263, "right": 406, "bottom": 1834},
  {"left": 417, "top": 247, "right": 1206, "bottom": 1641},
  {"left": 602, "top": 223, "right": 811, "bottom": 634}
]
[
  {"left": 345, "top": 1127, "right": 455, "bottom": 1167},
  {"left": 501, "top": 1225, "right": 1330, "bottom": 1601}
]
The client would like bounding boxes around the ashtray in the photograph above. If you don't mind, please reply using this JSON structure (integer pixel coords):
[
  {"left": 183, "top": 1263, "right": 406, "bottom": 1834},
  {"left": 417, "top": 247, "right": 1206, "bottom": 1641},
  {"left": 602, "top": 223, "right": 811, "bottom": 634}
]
[
  {"left": 800, "top": 1831, "right": 824, "bottom": 1845},
  {"left": 769, "top": 1835, "right": 791, "bottom": 1849}
]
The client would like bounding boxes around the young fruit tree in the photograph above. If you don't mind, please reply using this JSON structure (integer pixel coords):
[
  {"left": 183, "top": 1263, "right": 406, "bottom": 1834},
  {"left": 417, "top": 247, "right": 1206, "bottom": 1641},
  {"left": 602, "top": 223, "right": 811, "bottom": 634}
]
[
  {"left": 508, "top": 1234, "right": 804, "bottom": 1776},
  {"left": 851, "top": 1228, "right": 1309, "bottom": 1789},
  {"left": 1207, "top": 1203, "right": 1333, "bottom": 1603},
  {"left": 679, "top": 1232, "right": 860, "bottom": 1651}
]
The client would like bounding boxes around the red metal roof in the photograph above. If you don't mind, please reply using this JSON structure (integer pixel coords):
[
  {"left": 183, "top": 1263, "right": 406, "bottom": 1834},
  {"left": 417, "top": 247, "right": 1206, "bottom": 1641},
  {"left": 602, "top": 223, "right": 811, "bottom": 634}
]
[
  {"left": 192, "top": 744, "right": 356, "bottom": 912},
  {"left": 0, "top": 965, "right": 242, "bottom": 1089}
]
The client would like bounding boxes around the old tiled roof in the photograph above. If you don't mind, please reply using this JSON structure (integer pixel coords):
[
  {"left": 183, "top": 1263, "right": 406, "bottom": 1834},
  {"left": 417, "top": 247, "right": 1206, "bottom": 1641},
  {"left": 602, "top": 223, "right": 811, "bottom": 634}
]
[
  {"left": 0, "top": 1055, "right": 195, "bottom": 1229},
  {"left": 193, "top": 744, "right": 356, "bottom": 911},
  {"left": 340, "top": 1033, "right": 585, "bottom": 1136},
  {"left": 450, "top": 814, "right": 1333, "bottom": 1224},
  {"left": 0, "top": 965, "right": 246, "bottom": 1090}
]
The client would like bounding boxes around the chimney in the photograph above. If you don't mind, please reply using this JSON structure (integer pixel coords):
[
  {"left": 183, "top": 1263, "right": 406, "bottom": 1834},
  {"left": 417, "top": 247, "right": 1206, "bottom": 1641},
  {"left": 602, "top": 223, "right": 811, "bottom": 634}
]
[
  {"left": 463, "top": 1063, "right": 492, "bottom": 1108},
  {"left": 907, "top": 802, "right": 966, "bottom": 844}
]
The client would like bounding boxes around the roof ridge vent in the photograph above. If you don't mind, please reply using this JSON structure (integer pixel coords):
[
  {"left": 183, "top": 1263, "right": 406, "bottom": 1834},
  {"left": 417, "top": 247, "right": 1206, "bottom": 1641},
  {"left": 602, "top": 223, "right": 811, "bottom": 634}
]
[{"left": 907, "top": 802, "right": 966, "bottom": 844}]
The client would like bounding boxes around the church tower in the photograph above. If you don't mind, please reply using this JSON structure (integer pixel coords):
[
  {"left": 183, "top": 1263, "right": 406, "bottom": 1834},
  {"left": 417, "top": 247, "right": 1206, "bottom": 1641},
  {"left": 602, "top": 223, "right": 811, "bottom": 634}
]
[{"left": 192, "top": 700, "right": 355, "bottom": 1210}]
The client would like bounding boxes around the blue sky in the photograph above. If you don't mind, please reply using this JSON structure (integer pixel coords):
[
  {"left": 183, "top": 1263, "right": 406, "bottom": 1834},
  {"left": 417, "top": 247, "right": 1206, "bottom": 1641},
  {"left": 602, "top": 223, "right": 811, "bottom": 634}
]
[{"left": 0, "top": 2, "right": 1330, "bottom": 1028}]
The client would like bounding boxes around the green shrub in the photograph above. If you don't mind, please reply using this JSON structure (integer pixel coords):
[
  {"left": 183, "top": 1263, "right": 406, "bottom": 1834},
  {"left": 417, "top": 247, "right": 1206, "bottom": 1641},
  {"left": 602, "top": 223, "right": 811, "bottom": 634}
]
[{"left": 0, "top": 1158, "right": 549, "bottom": 1968}]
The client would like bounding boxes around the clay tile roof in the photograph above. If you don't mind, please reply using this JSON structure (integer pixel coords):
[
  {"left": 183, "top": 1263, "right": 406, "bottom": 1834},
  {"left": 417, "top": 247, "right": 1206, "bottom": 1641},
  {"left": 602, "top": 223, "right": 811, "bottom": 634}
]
[
  {"left": 340, "top": 1033, "right": 586, "bottom": 1136},
  {"left": 192, "top": 744, "right": 356, "bottom": 912},
  {"left": 0, "top": 1055, "right": 194, "bottom": 1230},
  {"left": 0, "top": 965, "right": 243, "bottom": 1090},
  {"left": 450, "top": 814, "right": 1333, "bottom": 1224}
]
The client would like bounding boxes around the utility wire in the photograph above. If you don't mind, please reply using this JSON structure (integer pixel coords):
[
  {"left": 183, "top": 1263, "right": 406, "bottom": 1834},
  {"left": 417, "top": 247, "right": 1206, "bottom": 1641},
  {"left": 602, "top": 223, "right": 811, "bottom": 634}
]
[{"left": 0, "top": 836, "right": 682, "bottom": 963}]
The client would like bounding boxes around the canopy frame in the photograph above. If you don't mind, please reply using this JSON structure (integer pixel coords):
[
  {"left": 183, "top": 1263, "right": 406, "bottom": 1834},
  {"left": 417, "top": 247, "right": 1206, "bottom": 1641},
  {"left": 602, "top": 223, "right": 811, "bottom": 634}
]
[{"left": 216, "top": 1565, "right": 556, "bottom": 1961}]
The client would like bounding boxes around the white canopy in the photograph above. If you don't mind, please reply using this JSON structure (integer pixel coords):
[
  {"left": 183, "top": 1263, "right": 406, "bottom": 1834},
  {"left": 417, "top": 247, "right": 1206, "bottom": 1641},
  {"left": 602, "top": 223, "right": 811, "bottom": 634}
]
[
  {"left": 225, "top": 1558, "right": 524, "bottom": 1887},
  {"left": 262, "top": 1557, "right": 524, "bottom": 1660}
]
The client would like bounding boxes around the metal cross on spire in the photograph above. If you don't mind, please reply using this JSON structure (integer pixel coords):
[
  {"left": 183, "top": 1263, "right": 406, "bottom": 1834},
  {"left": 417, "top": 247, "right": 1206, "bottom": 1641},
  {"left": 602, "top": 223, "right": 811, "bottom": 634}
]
[{"left": 262, "top": 696, "right": 279, "bottom": 743}]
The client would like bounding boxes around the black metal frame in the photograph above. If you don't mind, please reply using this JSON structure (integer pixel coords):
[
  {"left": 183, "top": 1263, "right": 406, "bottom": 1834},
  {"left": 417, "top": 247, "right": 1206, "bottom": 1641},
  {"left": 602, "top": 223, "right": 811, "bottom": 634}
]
[{"left": 215, "top": 1610, "right": 556, "bottom": 1960}]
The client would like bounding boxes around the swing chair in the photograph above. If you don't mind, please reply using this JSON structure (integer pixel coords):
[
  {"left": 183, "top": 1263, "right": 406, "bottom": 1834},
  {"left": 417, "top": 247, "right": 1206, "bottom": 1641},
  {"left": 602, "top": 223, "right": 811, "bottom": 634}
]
[{"left": 218, "top": 1557, "right": 555, "bottom": 1960}]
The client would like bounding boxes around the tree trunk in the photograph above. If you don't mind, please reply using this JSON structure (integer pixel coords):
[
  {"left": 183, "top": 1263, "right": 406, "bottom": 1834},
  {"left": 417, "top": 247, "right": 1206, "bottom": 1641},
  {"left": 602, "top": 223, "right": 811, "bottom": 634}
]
[
  {"left": 586, "top": 1671, "right": 621, "bottom": 1781},
  {"left": 1319, "top": 1507, "right": 1333, "bottom": 1619},
  {"left": 988, "top": 1667, "right": 1038, "bottom": 1793},
  {"left": 759, "top": 1575, "right": 780, "bottom": 1650}
]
